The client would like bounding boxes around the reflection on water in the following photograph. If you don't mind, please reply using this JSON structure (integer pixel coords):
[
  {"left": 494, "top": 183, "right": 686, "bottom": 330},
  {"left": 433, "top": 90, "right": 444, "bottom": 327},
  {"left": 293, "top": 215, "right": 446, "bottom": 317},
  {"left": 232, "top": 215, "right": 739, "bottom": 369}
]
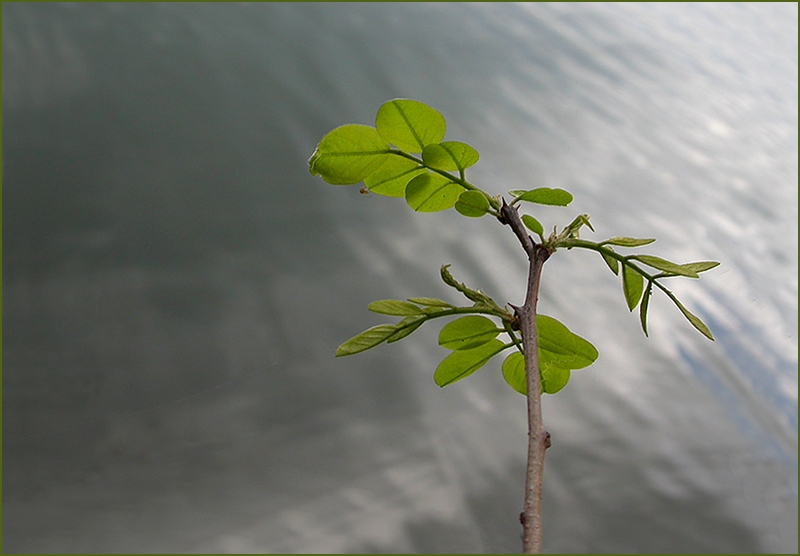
[{"left": 3, "top": 3, "right": 797, "bottom": 553}]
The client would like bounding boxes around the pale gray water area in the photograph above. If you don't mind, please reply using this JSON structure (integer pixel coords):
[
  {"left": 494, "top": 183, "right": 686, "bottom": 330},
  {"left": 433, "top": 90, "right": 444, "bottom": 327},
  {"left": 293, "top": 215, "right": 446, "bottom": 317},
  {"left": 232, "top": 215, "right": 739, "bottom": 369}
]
[{"left": 3, "top": 3, "right": 797, "bottom": 553}]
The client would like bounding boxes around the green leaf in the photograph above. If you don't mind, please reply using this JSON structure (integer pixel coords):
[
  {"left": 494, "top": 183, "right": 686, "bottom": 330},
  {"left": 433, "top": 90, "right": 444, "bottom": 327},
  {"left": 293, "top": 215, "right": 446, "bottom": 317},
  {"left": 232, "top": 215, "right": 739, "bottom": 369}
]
[
  {"left": 639, "top": 281, "right": 653, "bottom": 336},
  {"left": 502, "top": 351, "right": 575, "bottom": 395},
  {"left": 541, "top": 363, "right": 571, "bottom": 394},
  {"left": 375, "top": 99, "right": 446, "bottom": 153},
  {"left": 387, "top": 316, "right": 426, "bottom": 343},
  {"left": 363, "top": 156, "right": 426, "bottom": 197},
  {"left": 622, "top": 264, "right": 645, "bottom": 311},
  {"left": 336, "top": 324, "right": 397, "bottom": 357},
  {"left": 601, "top": 236, "right": 656, "bottom": 248},
  {"left": 601, "top": 250, "right": 620, "bottom": 275},
  {"left": 681, "top": 261, "right": 720, "bottom": 274},
  {"left": 407, "top": 297, "right": 455, "bottom": 308},
  {"left": 455, "top": 190, "right": 490, "bottom": 217},
  {"left": 368, "top": 300, "right": 424, "bottom": 316},
  {"left": 632, "top": 255, "right": 699, "bottom": 278},
  {"left": 422, "top": 141, "right": 480, "bottom": 172},
  {"left": 537, "top": 315, "right": 598, "bottom": 370},
  {"left": 439, "top": 315, "right": 502, "bottom": 351},
  {"left": 521, "top": 214, "right": 544, "bottom": 236},
  {"left": 434, "top": 339, "right": 506, "bottom": 387},
  {"left": 405, "top": 173, "right": 463, "bottom": 212},
  {"left": 510, "top": 187, "right": 573, "bottom": 206},
  {"left": 309, "top": 124, "right": 391, "bottom": 185},
  {"left": 502, "top": 351, "right": 527, "bottom": 395},
  {"left": 671, "top": 297, "right": 715, "bottom": 340}
]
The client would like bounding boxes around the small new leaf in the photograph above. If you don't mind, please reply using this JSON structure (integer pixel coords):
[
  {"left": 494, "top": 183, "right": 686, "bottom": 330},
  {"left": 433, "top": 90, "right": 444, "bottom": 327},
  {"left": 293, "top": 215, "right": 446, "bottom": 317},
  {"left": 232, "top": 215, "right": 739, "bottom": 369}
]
[
  {"left": 622, "top": 264, "right": 645, "bottom": 311},
  {"left": 632, "top": 255, "right": 699, "bottom": 278},
  {"left": 434, "top": 339, "right": 506, "bottom": 387},
  {"left": 601, "top": 250, "right": 620, "bottom": 275},
  {"left": 502, "top": 351, "right": 527, "bottom": 395},
  {"left": 406, "top": 173, "right": 463, "bottom": 212},
  {"left": 308, "top": 124, "right": 391, "bottom": 185},
  {"left": 671, "top": 297, "right": 715, "bottom": 340},
  {"left": 439, "top": 316, "right": 502, "bottom": 351},
  {"left": 601, "top": 236, "right": 656, "bottom": 248},
  {"left": 455, "top": 190, "right": 490, "bottom": 217},
  {"left": 407, "top": 297, "right": 455, "bottom": 308},
  {"left": 681, "top": 261, "right": 720, "bottom": 274},
  {"left": 511, "top": 187, "right": 573, "bottom": 206},
  {"left": 538, "top": 315, "right": 598, "bottom": 370},
  {"left": 336, "top": 324, "right": 397, "bottom": 357},
  {"left": 522, "top": 214, "right": 544, "bottom": 236},
  {"left": 375, "top": 99, "right": 446, "bottom": 153},
  {"left": 368, "top": 300, "right": 425, "bottom": 316},
  {"left": 541, "top": 363, "right": 571, "bottom": 394},
  {"left": 639, "top": 282, "right": 653, "bottom": 336},
  {"left": 387, "top": 316, "right": 426, "bottom": 343}
]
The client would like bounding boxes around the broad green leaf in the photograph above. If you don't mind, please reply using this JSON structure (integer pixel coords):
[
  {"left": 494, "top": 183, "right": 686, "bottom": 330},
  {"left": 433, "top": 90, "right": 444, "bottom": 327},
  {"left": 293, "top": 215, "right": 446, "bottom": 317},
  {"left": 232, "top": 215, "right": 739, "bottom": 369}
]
[
  {"left": 502, "top": 351, "right": 528, "bottom": 395},
  {"left": 681, "top": 261, "right": 720, "bottom": 274},
  {"left": 407, "top": 297, "right": 454, "bottom": 308},
  {"left": 309, "top": 124, "right": 391, "bottom": 185},
  {"left": 522, "top": 214, "right": 544, "bottom": 236},
  {"left": 541, "top": 363, "right": 570, "bottom": 394},
  {"left": 363, "top": 156, "right": 426, "bottom": 197},
  {"left": 406, "top": 173, "right": 463, "bottom": 212},
  {"left": 639, "top": 282, "right": 653, "bottom": 337},
  {"left": 601, "top": 250, "right": 620, "bottom": 275},
  {"left": 439, "top": 315, "right": 502, "bottom": 351},
  {"left": 336, "top": 324, "right": 397, "bottom": 357},
  {"left": 387, "top": 316, "right": 426, "bottom": 343},
  {"left": 622, "top": 264, "right": 645, "bottom": 311},
  {"left": 375, "top": 99, "right": 446, "bottom": 153},
  {"left": 455, "top": 190, "right": 490, "bottom": 217},
  {"left": 434, "top": 339, "right": 506, "bottom": 387},
  {"left": 511, "top": 187, "right": 573, "bottom": 206},
  {"left": 602, "top": 236, "right": 656, "bottom": 248},
  {"left": 368, "top": 300, "right": 424, "bottom": 316},
  {"left": 537, "top": 315, "right": 598, "bottom": 369},
  {"left": 632, "top": 255, "right": 699, "bottom": 278},
  {"left": 671, "top": 297, "right": 715, "bottom": 340},
  {"left": 422, "top": 141, "right": 480, "bottom": 172},
  {"left": 502, "top": 351, "right": 574, "bottom": 395}
]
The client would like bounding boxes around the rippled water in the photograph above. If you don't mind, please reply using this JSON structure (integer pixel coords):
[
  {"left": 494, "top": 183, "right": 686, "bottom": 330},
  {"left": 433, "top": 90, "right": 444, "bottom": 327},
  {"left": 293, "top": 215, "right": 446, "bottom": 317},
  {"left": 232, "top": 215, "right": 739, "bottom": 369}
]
[{"left": 3, "top": 3, "right": 797, "bottom": 553}]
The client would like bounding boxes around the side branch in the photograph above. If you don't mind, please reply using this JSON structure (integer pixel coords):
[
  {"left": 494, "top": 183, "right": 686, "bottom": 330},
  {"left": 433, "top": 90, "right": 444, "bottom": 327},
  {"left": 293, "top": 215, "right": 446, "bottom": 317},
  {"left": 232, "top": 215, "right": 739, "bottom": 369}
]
[{"left": 499, "top": 199, "right": 536, "bottom": 256}]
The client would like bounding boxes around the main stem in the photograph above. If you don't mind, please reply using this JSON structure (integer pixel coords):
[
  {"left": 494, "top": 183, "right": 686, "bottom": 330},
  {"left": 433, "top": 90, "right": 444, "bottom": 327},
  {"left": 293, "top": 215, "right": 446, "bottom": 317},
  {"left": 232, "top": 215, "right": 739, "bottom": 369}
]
[{"left": 500, "top": 201, "right": 552, "bottom": 554}]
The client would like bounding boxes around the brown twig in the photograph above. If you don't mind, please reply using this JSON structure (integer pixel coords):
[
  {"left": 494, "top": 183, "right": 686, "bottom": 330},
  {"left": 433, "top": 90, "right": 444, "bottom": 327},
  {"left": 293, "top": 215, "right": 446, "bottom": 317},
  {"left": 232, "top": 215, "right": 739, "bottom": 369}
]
[{"left": 500, "top": 200, "right": 553, "bottom": 553}]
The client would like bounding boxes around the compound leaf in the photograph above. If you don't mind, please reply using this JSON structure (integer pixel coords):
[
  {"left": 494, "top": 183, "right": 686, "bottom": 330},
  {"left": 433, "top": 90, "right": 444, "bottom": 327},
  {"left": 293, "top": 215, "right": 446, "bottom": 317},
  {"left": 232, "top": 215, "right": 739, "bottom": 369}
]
[
  {"left": 363, "top": 156, "right": 426, "bottom": 197},
  {"left": 439, "top": 315, "right": 502, "bottom": 351},
  {"left": 309, "top": 124, "right": 391, "bottom": 185},
  {"left": 522, "top": 214, "right": 544, "bottom": 236},
  {"left": 455, "top": 190, "right": 490, "bottom": 217},
  {"left": 537, "top": 315, "right": 598, "bottom": 370},
  {"left": 510, "top": 187, "right": 573, "bottom": 206},
  {"left": 602, "top": 236, "right": 656, "bottom": 248},
  {"left": 406, "top": 173, "right": 463, "bottom": 212},
  {"left": 368, "top": 300, "right": 425, "bottom": 316},
  {"left": 375, "top": 99, "right": 446, "bottom": 153},
  {"left": 434, "top": 339, "right": 506, "bottom": 387},
  {"left": 422, "top": 141, "right": 480, "bottom": 172},
  {"left": 632, "top": 255, "right": 699, "bottom": 278},
  {"left": 336, "top": 324, "right": 397, "bottom": 357},
  {"left": 622, "top": 263, "right": 645, "bottom": 311}
]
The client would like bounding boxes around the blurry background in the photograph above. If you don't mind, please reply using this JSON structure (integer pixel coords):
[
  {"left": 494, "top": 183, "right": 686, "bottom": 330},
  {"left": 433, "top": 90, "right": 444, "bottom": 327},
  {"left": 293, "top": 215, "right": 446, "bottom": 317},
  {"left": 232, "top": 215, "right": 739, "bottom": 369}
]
[{"left": 2, "top": 3, "right": 797, "bottom": 553}]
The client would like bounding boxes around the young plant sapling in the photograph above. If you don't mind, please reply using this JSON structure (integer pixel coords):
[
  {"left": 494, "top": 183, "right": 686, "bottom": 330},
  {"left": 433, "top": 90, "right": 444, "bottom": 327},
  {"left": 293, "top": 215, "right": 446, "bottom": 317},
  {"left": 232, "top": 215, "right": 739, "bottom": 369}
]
[{"left": 309, "top": 99, "right": 718, "bottom": 553}]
